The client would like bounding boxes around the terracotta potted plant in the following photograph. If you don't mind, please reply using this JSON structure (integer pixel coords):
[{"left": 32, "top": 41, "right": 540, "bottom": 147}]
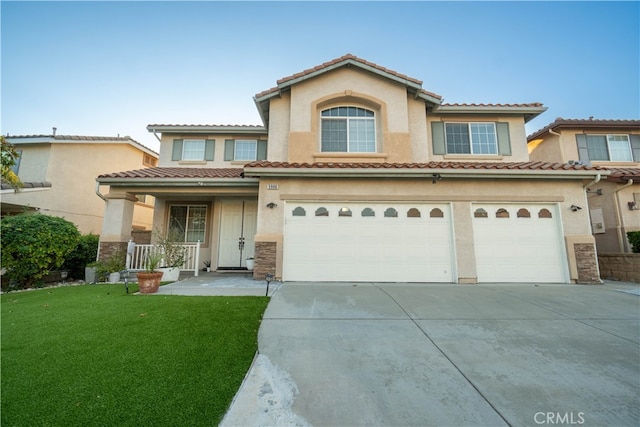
[{"left": 137, "top": 250, "right": 163, "bottom": 294}]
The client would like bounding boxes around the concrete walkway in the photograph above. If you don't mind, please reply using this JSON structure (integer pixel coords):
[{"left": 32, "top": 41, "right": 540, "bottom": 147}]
[
  {"left": 221, "top": 281, "right": 640, "bottom": 427},
  {"left": 152, "top": 271, "right": 280, "bottom": 296}
]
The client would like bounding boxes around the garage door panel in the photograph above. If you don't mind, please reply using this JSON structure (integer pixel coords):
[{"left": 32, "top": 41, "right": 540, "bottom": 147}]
[
  {"left": 284, "top": 203, "right": 455, "bottom": 283},
  {"left": 473, "top": 204, "right": 567, "bottom": 283}
]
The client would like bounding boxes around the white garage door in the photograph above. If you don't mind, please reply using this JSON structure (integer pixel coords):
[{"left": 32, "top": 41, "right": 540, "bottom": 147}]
[
  {"left": 283, "top": 202, "right": 455, "bottom": 282},
  {"left": 472, "top": 204, "right": 568, "bottom": 283}
]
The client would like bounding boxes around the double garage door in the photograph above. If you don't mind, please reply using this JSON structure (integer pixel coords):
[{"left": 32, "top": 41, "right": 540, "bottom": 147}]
[{"left": 283, "top": 202, "right": 567, "bottom": 283}]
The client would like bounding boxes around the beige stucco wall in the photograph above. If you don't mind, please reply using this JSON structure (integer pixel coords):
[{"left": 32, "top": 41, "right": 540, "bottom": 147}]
[
  {"left": 4, "top": 142, "right": 155, "bottom": 234},
  {"left": 589, "top": 181, "right": 640, "bottom": 253},
  {"left": 428, "top": 115, "right": 530, "bottom": 162},
  {"left": 254, "top": 176, "right": 594, "bottom": 282},
  {"left": 157, "top": 132, "right": 268, "bottom": 167}
]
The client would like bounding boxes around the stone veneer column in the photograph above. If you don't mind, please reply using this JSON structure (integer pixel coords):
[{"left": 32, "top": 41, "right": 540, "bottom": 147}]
[
  {"left": 574, "top": 242, "right": 602, "bottom": 284},
  {"left": 254, "top": 241, "right": 277, "bottom": 280}
]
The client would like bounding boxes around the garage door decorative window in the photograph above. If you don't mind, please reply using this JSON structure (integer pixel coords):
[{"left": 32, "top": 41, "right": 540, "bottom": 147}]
[
  {"left": 496, "top": 208, "right": 510, "bottom": 218},
  {"left": 538, "top": 208, "right": 552, "bottom": 218},
  {"left": 315, "top": 207, "right": 329, "bottom": 217},
  {"left": 517, "top": 208, "right": 531, "bottom": 218},
  {"left": 430, "top": 208, "right": 444, "bottom": 218},
  {"left": 407, "top": 208, "right": 421, "bottom": 218},
  {"left": 474, "top": 208, "right": 488, "bottom": 218},
  {"left": 339, "top": 207, "right": 352, "bottom": 217},
  {"left": 384, "top": 207, "right": 398, "bottom": 218},
  {"left": 292, "top": 207, "right": 306, "bottom": 216},
  {"left": 361, "top": 208, "right": 375, "bottom": 217}
]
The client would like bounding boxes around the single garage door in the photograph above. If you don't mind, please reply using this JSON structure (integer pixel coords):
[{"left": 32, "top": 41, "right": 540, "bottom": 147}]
[
  {"left": 283, "top": 202, "right": 455, "bottom": 282},
  {"left": 472, "top": 204, "right": 568, "bottom": 283}
]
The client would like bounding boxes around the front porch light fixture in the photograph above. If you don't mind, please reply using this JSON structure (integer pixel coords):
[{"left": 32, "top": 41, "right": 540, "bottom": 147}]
[{"left": 266, "top": 202, "right": 277, "bottom": 209}]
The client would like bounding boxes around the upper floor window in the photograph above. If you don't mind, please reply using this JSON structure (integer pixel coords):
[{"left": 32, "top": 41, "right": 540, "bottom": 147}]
[
  {"left": 445, "top": 123, "right": 497, "bottom": 155},
  {"left": 224, "top": 139, "right": 267, "bottom": 161},
  {"left": 587, "top": 135, "right": 632, "bottom": 162},
  {"left": 321, "top": 107, "right": 376, "bottom": 153},
  {"left": 172, "top": 139, "right": 214, "bottom": 161},
  {"left": 432, "top": 122, "right": 511, "bottom": 156}
]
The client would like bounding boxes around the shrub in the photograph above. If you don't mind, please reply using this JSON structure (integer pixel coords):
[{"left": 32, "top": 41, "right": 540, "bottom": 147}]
[
  {"left": 628, "top": 231, "right": 640, "bottom": 253},
  {"left": 1, "top": 214, "right": 80, "bottom": 289},
  {"left": 61, "top": 233, "right": 99, "bottom": 280}
]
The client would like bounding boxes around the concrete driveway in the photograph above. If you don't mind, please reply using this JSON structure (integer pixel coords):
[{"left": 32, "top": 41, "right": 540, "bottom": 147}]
[{"left": 221, "top": 281, "right": 640, "bottom": 427}]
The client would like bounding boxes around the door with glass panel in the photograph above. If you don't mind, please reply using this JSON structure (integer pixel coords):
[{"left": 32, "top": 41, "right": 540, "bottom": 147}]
[{"left": 218, "top": 199, "right": 257, "bottom": 269}]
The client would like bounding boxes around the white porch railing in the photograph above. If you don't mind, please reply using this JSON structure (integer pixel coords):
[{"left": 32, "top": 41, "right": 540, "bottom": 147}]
[{"left": 126, "top": 240, "right": 201, "bottom": 277}]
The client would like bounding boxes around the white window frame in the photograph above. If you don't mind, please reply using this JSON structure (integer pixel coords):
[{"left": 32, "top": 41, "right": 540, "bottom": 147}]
[
  {"left": 182, "top": 139, "right": 206, "bottom": 161},
  {"left": 168, "top": 204, "right": 207, "bottom": 243},
  {"left": 445, "top": 122, "right": 498, "bottom": 155},
  {"left": 320, "top": 107, "right": 376, "bottom": 153},
  {"left": 234, "top": 140, "right": 258, "bottom": 161}
]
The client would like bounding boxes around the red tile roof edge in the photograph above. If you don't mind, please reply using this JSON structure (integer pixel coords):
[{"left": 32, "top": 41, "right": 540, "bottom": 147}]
[
  {"left": 528, "top": 118, "right": 640, "bottom": 141},
  {"left": 98, "top": 167, "right": 246, "bottom": 179}
]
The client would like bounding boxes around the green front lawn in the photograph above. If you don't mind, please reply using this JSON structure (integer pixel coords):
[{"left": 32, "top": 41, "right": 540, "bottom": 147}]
[{"left": 1, "top": 284, "right": 269, "bottom": 426}]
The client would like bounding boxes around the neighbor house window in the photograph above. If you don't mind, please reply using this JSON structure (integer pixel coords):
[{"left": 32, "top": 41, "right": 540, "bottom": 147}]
[
  {"left": 445, "top": 123, "right": 498, "bottom": 155},
  {"left": 143, "top": 153, "right": 157, "bottom": 167},
  {"left": 586, "top": 135, "right": 632, "bottom": 162},
  {"left": 321, "top": 107, "right": 376, "bottom": 152},
  {"left": 168, "top": 205, "right": 207, "bottom": 243},
  {"left": 11, "top": 150, "right": 22, "bottom": 175}
]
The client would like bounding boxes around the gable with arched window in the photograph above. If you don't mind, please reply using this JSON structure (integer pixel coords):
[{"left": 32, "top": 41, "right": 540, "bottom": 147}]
[{"left": 321, "top": 106, "right": 376, "bottom": 153}]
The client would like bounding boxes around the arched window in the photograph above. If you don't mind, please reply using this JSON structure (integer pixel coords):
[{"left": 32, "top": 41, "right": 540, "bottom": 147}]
[
  {"left": 315, "top": 207, "right": 329, "bottom": 217},
  {"left": 338, "top": 207, "right": 352, "bottom": 217},
  {"left": 430, "top": 208, "right": 444, "bottom": 218},
  {"left": 407, "top": 208, "right": 421, "bottom": 218},
  {"left": 361, "top": 208, "right": 375, "bottom": 217},
  {"left": 384, "top": 207, "right": 398, "bottom": 218},
  {"left": 517, "top": 208, "right": 531, "bottom": 218},
  {"left": 292, "top": 207, "right": 306, "bottom": 217},
  {"left": 474, "top": 208, "right": 488, "bottom": 218},
  {"left": 538, "top": 208, "right": 553, "bottom": 218},
  {"left": 496, "top": 208, "right": 510, "bottom": 218},
  {"left": 321, "top": 106, "right": 376, "bottom": 153}
]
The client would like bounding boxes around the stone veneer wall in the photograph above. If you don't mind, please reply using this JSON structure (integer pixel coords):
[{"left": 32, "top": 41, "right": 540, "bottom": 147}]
[
  {"left": 254, "top": 241, "right": 277, "bottom": 280},
  {"left": 574, "top": 243, "right": 601, "bottom": 284},
  {"left": 598, "top": 253, "right": 640, "bottom": 284},
  {"left": 98, "top": 241, "right": 128, "bottom": 263},
  {"left": 131, "top": 230, "right": 152, "bottom": 244}
]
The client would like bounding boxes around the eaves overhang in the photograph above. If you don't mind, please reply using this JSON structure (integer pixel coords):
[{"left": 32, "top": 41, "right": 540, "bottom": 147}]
[
  {"left": 96, "top": 177, "right": 259, "bottom": 187},
  {"left": 146, "top": 125, "right": 267, "bottom": 135},
  {"left": 243, "top": 163, "right": 608, "bottom": 180},
  {"left": 433, "top": 104, "right": 547, "bottom": 123}
]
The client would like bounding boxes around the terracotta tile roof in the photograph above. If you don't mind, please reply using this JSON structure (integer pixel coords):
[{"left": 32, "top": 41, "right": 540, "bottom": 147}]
[
  {"left": 254, "top": 53, "right": 442, "bottom": 101},
  {"left": 528, "top": 118, "right": 640, "bottom": 141},
  {"left": 440, "top": 103, "right": 545, "bottom": 108},
  {"left": 7, "top": 134, "right": 136, "bottom": 142},
  {"left": 244, "top": 161, "right": 606, "bottom": 172},
  {"left": 146, "top": 124, "right": 264, "bottom": 129},
  {"left": 1, "top": 181, "right": 52, "bottom": 190},
  {"left": 607, "top": 167, "right": 640, "bottom": 183},
  {"left": 98, "top": 167, "right": 245, "bottom": 179}
]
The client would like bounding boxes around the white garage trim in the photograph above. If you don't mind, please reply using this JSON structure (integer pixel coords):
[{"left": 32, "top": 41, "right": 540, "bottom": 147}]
[
  {"left": 472, "top": 204, "right": 569, "bottom": 283},
  {"left": 283, "top": 202, "right": 456, "bottom": 283}
]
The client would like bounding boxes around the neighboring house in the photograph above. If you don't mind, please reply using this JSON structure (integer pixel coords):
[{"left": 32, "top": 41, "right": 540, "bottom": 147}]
[
  {"left": 98, "top": 54, "right": 608, "bottom": 284},
  {"left": 2, "top": 133, "right": 158, "bottom": 235},
  {"left": 528, "top": 118, "right": 640, "bottom": 254}
]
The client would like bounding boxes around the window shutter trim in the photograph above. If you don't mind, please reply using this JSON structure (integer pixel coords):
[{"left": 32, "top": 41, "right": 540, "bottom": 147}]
[
  {"left": 224, "top": 139, "right": 235, "bottom": 161},
  {"left": 172, "top": 139, "right": 183, "bottom": 161},
  {"left": 576, "top": 134, "right": 590, "bottom": 163},
  {"left": 496, "top": 122, "right": 511, "bottom": 156},
  {"left": 630, "top": 135, "right": 640, "bottom": 162},
  {"left": 257, "top": 140, "right": 268, "bottom": 161},
  {"left": 205, "top": 139, "right": 215, "bottom": 161},
  {"left": 431, "top": 122, "right": 445, "bottom": 155}
]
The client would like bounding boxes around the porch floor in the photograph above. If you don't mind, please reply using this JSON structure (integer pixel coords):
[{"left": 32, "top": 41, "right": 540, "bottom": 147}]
[{"left": 152, "top": 270, "right": 279, "bottom": 296}]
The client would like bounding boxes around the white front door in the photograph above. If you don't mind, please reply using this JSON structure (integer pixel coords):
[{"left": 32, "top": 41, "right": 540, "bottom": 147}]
[{"left": 218, "top": 199, "right": 257, "bottom": 269}]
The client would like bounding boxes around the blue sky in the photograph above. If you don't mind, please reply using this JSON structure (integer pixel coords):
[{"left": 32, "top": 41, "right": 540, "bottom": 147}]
[{"left": 2, "top": 1, "right": 639, "bottom": 152}]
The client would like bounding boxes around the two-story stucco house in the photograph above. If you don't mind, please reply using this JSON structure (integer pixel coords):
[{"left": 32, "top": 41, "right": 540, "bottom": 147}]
[
  {"left": 528, "top": 118, "right": 640, "bottom": 254},
  {"left": 97, "top": 54, "right": 608, "bottom": 284},
  {"left": 2, "top": 133, "right": 158, "bottom": 234}
]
